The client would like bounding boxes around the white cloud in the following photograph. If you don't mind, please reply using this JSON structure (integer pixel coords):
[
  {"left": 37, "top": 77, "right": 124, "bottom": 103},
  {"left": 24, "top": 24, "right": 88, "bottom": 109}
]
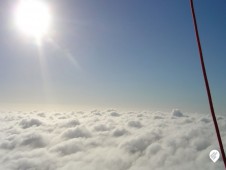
[
  {"left": 112, "top": 128, "right": 130, "bottom": 137},
  {"left": 60, "top": 119, "right": 80, "bottom": 128},
  {"left": 0, "top": 109, "right": 225, "bottom": 170},
  {"left": 94, "top": 124, "right": 112, "bottom": 132},
  {"left": 171, "top": 109, "right": 184, "bottom": 117},
  {"left": 110, "top": 112, "right": 121, "bottom": 117},
  {"left": 120, "top": 130, "right": 162, "bottom": 154},
  {"left": 62, "top": 126, "right": 92, "bottom": 139},
  {"left": 127, "top": 120, "right": 142, "bottom": 128},
  {"left": 19, "top": 118, "right": 42, "bottom": 129},
  {"left": 20, "top": 132, "right": 47, "bottom": 148},
  {"left": 50, "top": 139, "right": 83, "bottom": 156}
]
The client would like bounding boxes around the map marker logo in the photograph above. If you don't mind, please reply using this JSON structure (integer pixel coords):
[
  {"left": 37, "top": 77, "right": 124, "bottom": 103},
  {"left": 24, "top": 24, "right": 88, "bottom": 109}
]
[{"left": 209, "top": 150, "right": 220, "bottom": 163}]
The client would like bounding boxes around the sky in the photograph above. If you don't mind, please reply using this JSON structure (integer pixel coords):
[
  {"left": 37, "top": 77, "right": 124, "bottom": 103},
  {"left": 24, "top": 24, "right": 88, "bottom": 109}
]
[{"left": 0, "top": 0, "right": 226, "bottom": 113}]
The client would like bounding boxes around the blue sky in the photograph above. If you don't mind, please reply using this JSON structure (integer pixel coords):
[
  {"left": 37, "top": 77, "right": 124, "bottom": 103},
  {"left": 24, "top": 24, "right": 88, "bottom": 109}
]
[{"left": 0, "top": 0, "right": 225, "bottom": 113}]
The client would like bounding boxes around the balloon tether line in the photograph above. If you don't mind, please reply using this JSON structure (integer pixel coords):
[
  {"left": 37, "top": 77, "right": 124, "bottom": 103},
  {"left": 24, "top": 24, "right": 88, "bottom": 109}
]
[{"left": 190, "top": 0, "right": 226, "bottom": 168}]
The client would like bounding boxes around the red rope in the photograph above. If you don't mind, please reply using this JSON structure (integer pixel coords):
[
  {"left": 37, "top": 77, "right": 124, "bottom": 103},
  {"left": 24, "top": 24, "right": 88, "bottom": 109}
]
[{"left": 190, "top": 0, "right": 226, "bottom": 168}]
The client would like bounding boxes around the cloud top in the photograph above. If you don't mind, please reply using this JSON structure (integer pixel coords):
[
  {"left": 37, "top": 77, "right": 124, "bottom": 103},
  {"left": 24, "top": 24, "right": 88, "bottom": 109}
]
[{"left": 0, "top": 109, "right": 225, "bottom": 170}]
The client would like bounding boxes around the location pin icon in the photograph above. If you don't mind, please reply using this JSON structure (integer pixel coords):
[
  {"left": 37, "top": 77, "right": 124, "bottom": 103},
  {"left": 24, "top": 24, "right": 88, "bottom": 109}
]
[{"left": 209, "top": 150, "right": 220, "bottom": 163}]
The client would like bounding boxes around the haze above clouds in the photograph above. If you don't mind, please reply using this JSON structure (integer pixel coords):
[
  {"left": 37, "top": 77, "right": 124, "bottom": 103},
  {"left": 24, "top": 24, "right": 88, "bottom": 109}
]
[{"left": 0, "top": 109, "right": 225, "bottom": 170}]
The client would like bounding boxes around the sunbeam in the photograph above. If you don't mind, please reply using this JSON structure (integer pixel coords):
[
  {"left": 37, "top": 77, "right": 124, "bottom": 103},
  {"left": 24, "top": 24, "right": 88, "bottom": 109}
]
[
  {"left": 47, "top": 37, "right": 82, "bottom": 71},
  {"left": 36, "top": 41, "right": 55, "bottom": 104}
]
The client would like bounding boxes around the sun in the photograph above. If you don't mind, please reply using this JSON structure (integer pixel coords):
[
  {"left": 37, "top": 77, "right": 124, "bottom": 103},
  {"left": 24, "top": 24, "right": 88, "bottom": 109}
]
[{"left": 15, "top": 0, "right": 51, "bottom": 40}]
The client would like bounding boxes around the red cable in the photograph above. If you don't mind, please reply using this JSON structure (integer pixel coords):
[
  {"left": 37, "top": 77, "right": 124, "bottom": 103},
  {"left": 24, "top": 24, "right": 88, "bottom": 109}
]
[{"left": 190, "top": 0, "right": 226, "bottom": 168}]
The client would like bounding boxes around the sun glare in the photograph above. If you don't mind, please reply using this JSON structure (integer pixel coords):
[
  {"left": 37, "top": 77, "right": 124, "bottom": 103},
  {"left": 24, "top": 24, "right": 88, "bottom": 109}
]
[{"left": 15, "top": 0, "right": 51, "bottom": 40}]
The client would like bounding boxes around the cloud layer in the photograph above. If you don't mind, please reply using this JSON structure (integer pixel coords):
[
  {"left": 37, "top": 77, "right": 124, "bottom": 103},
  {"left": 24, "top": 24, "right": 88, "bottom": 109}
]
[{"left": 0, "top": 109, "right": 225, "bottom": 170}]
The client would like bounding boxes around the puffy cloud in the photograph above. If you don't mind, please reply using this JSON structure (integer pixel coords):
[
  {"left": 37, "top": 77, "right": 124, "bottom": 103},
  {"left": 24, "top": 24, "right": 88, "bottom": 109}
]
[
  {"left": 94, "top": 124, "right": 112, "bottom": 132},
  {"left": 200, "top": 117, "right": 211, "bottom": 123},
  {"left": 154, "top": 115, "right": 164, "bottom": 119},
  {"left": 50, "top": 139, "right": 83, "bottom": 156},
  {"left": 110, "top": 112, "right": 121, "bottom": 117},
  {"left": 20, "top": 132, "right": 47, "bottom": 148},
  {"left": 171, "top": 109, "right": 184, "bottom": 117},
  {"left": 112, "top": 128, "right": 130, "bottom": 137},
  {"left": 127, "top": 120, "right": 142, "bottom": 128},
  {"left": 120, "top": 130, "right": 162, "bottom": 154},
  {"left": 0, "top": 139, "right": 17, "bottom": 150},
  {"left": 19, "top": 118, "right": 42, "bottom": 129},
  {"left": 191, "top": 137, "right": 211, "bottom": 151},
  {"left": 37, "top": 112, "right": 46, "bottom": 117},
  {"left": 61, "top": 119, "right": 80, "bottom": 128},
  {"left": 145, "top": 143, "right": 162, "bottom": 155},
  {"left": 0, "top": 109, "right": 225, "bottom": 170},
  {"left": 62, "top": 126, "right": 92, "bottom": 139},
  {"left": 4, "top": 149, "right": 56, "bottom": 170}
]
